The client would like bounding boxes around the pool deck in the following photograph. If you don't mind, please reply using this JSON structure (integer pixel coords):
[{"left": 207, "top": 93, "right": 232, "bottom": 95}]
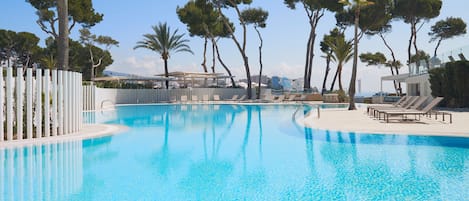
[
  {"left": 300, "top": 104, "right": 469, "bottom": 137},
  {"left": 0, "top": 124, "right": 127, "bottom": 149}
]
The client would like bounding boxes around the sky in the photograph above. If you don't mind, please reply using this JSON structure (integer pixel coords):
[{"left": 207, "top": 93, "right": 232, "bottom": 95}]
[{"left": 1, "top": 0, "right": 468, "bottom": 94}]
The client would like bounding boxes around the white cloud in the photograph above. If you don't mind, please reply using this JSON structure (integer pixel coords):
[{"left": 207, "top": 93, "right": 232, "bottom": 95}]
[
  {"left": 263, "top": 62, "right": 304, "bottom": 79},
  {"left": 107, "top": 55, "right": 163, "bottom": 75}
]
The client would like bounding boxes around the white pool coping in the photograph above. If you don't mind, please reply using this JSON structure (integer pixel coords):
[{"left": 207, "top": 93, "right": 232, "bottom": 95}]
[
  {"left": 0, "top": 124, "right": 128, "bottom": 149},
  {"left": 299, "top": 105, "right": 469, "bottom": 137}
]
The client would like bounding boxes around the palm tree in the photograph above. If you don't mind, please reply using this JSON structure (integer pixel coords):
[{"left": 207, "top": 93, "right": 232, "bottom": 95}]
[
  {"left": 134, "top": 22, "right": 193, "bottom": 89},
  {"left": 327, "top": 37, "right": 353, "bottom": 92}
]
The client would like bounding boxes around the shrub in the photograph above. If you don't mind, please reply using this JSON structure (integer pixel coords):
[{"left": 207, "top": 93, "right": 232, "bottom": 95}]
[{"left": 429, "top": 61, "right": 469, "bottom": 108}]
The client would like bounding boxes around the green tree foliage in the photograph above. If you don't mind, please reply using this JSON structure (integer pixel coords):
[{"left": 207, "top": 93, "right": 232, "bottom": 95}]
[
  {"left": 0, "top": 29, "right": 41, "bottom": 68},
  {"left": 284, "top": 0, "right": 343, "bottom": 90},
  {"left": 177, "top": 0, "right": 236, "bottom": 87},
  {"left": 26, "top": 0, "right": 103, "bottom": 37},
  {"left": 40, "top": 54, "right": 56, "bottom": 69},
  {"left": 14, "top": 32, "right": 41, "bottom": 68},
  {"left": 360, "top": 52, "right": 403, "bottom": 95},
  {"left": 393, "top": 0, "right": 442, "bottom": 64},
  {"left": 410, "top": 50, "right": 430, "bottom": 64},
  {"left": 241, "top": 8, "right": 268, "bottom": 99},
  {"left": 359, "top": 52, "right": 386, "bottom": 66},
  {"left": 41, "top": 37, "right": 113, "bottom": 80},
  {"left": 429, "top": 17, "right": 467, "bottom": 57},
  {"left": 27, "top": 0, "right": 103, "bottom": 70},
  {"left": 177, "top": 0, "right": 219, "bottom": 72},
  {"left": 320, "top": 28, "right": 342, "bottom": 93},
  {"left": 325, "top": 34, "right": 353, "bottom": 92},
  {"left": 134, "top": 22, "right": 193, "bottom": 89},
  {"left": 0, "top": 29, "right": 19, "bottom": 66},
  {"left": 79, "top": 28, "right": 119, "bottom": 81},
  {"left": 336, "top": 0, "right": 391, "bottom": 34},
  {"left": 429, "top": 61, "right": 469, "bottom": 107},
  {"left": 0, "top": 29, "right": 113, "bottom": 79},
  {"left": 337, "top": 0, "right": 405, "bottom": 95}
]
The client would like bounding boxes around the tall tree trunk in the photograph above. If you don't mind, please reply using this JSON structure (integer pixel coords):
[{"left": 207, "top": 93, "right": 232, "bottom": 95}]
[
  {"left": 89, "top": 46, "right": 95, "bottom": 81},
  {"left": 202, "top": 37, "right": 208, "bottom": 73},
  {"left": 57, "top": 0, "right": 69, "bottom": 71},
  {"left": 91, "top": 66, "right": 95, "bottom": 81},
  {"left": 407, "top": 22, "right": 414, "bottom": 65},
  {"left": 164, "top": 58, "right": 169, "bottom": 89},
  {"left": 211, "top": 40, "right": 216, "bottom": 73},
  {"left": 321, "top": 54, "right": 331, "bottom": 95},
  {"left": 348, "top": 7, "right": 360, "bottom": 110},
  {"left": 254, "top": 27, "right": 264, "bottom": 99},
  {"left": 433, "top": 38, "right": 442, "bottom": 58},
  {"left": 203, "top": 26, "right": 236, "bottom": 87},
  {"left": 301, "top": 5, "right": 324, "bottom": 91},
  {"left": 216, "top": 4, "right": 252, "bottom": 98},
  {"left": 338, "top": 63, "right": 344, "bottom": 92},
  {"left": 412, "top": 21, "right": 419, "bottom": 58},
  {"left": 306, "top": 25, "right": 318, "bottom": 91},
  {"left": 210, "top": 36, "right": 236, "bottom": 87},
  {"left": 303, "top": 31, "right": 313, "bottom": 89},
  {"left": 330, "top": 66, "right": 339, "bottom": 91},
  {"left": 379, "top": 33, "right": 401, "bottom": 96}
]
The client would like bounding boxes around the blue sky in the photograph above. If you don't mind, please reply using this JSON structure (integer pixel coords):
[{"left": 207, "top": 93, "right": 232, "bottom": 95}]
[{"left": 1, "top": 0, "right": 468, "bottom": 93}]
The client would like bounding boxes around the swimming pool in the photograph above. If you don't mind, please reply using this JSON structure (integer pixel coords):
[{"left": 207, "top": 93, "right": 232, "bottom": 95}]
[{"left": 2, "top": 104, "right": 469, "bottom": 200}]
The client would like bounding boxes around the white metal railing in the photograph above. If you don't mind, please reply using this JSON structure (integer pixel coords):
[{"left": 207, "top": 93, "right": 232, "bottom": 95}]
[{"left": 1, "top": 67, "right": 83, "bottom": 142}]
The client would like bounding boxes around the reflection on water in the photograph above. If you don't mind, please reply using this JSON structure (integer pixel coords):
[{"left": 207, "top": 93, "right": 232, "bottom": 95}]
[
  {"left": 0, "top": 141, "right": 83, "bottom": 201},
  {"left": 2, "top": 104, "right": 469, "bottom": 200}
]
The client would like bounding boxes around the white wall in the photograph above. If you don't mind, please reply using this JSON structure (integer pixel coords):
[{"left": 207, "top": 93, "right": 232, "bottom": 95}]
[
  {"left": 84, "top": 86, "right": 265, "bottom": 111},
  {"left": 406, "top": 74, "right": 431, "bottom": 96}
]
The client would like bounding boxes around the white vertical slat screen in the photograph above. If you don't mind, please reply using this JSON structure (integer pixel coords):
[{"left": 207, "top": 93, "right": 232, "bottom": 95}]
[
  {"left": 26, "top": 68, "right": 33, "bottom": 139},
  {"left": 35, "top": 68, "right": 42, "bottom": 138},
  {"left": 51, "top": 70, "right": 58, "bottom": 136},
  {"left": 6, "top": 67, "right": 13, "bottom": 140},
  {"left": 44, "top": 69, "right": 50, "bottom": 137},
  {"left": 16, "top": 67, "right": 23, "bottom": 139},
  {"left": 58, "top": 71, "right": 64, "bottom": 136},
  {"left": 1, "top": 67, "right": 83, "bottom": 142}
]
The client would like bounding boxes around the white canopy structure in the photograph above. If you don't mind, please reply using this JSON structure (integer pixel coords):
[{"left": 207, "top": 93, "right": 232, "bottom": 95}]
[
  {"left": 380, "top": 73, "right": 409, "bottom": 93},
  {"left": 155, "top": 71, "right": 235, "bottom": 88}
]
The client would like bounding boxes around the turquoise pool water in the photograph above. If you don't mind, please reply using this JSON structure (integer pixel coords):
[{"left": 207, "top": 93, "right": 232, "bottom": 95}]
[{"left": 1, "top": 104, "right": 469, "bottom": 201}]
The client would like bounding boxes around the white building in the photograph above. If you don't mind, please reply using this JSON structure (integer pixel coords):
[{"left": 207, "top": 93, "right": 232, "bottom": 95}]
[{"left": 381, "top": 46, "right": 469, "bottom": 97}]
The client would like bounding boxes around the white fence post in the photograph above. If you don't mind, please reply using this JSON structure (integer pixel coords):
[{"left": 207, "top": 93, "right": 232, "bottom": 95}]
[
  {"left": 79, "top": 74, "right": 83, "bottom": 129},
  {"left": 63, "top": 71, "right": 69, "bottom": 134},
  {"left": 73, "top": 73, "right": 77, "bottom": 132},
  {"left": 58, "top": 70, "right": 64, "bottom": 135},
  {"left": 71, "top": 72, "right": 75, "bottom": 132},
  {"left": 52, "top": 70, "right": 58, "bottom": 136},
  {"left": 26, "top": 68, "right": 33, "bottom": 139},
  {"left": 6, "top": 67, "right": 13, "bottom": 140},
  {"left": 16, "top": 67, "right": 24, "bottom": 140},
  {"left": 44, "top": 69, "right": 50, "bottom": 137},
  {"left": 35, "top": 68, "right": 42, "bottom": 138}
]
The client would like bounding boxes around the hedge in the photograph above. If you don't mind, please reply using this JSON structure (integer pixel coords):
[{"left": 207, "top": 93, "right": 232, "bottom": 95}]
[{"left": 429, "top": 61, "right": 469, "bottom": 108}]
